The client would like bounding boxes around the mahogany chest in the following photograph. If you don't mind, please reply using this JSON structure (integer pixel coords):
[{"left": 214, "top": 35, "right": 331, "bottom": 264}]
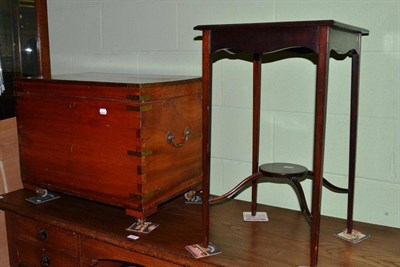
[{"left": 15, "top": 73, "right": 202, "bottom": 218}]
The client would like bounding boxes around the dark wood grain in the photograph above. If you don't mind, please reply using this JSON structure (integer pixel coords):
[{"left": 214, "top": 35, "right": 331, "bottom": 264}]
[
  {"left": 251, "top": 54, "right": 262, "bottom": 216},
  {"left": 194, "top": 20, "right": 369, "bottom": 267},
  {"left": 1, "top": 189, "right": 399, "bottom": 267},
  {"left": 36, "top": 0, "right": 51, "bottom": 77},
  {"left": 201, "top": 30, "right": 212, "bottom": 248},
  {"left": 15, "top": 73, "right": 202, "bottom": 219},
  {"left": 193, "top": 20, "right": 369, "bottom": 34}
]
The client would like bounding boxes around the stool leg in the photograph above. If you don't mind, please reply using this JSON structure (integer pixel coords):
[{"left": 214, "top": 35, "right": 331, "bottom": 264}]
[
  {"left": 251, "top": 54, "right": 262, "bottom": 216},
  {"left": 210, "top": 172, "right": 264, "bottom": 204},
  {"left": 291, "top": 177, "right": 311, "bottom": 222}
]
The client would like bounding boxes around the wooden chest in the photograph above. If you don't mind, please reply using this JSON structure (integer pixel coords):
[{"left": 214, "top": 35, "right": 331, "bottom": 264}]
[{"left": 15, "top": 73, "right": 202, "bottom": 218}]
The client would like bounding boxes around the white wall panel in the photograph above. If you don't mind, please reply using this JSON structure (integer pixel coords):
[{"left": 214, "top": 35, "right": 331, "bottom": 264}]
[{"left": 47, "top": 0, "right": 400, "bottom": 228}]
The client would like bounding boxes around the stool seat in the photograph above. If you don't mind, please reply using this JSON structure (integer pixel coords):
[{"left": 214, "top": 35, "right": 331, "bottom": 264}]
[{"left": 259, "top": 163, "right": 308, "bottom": 178}]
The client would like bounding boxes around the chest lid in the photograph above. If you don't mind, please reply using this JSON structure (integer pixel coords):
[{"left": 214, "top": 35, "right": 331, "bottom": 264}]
[{"left": 15, "top": 72, "right": 201, "bottom": 101}]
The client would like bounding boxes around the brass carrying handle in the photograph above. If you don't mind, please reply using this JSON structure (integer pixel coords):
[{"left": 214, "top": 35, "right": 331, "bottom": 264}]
[{"left": 166, "top": 127, "right": 190, "bottom": 148}]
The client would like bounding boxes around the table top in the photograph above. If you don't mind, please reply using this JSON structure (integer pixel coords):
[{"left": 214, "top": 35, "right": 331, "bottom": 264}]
[
  {"left": 194, "top": 20, "right": 368, "bottom": 56},
  {"left": 194, "top": 20, "right": 369, "bottom": 35},
  {"left": 0, "top": 189, "right": 398, "bottom": 266}
]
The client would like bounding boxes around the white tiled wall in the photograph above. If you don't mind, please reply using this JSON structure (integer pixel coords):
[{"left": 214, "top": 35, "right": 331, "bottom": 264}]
[{"left": 47, "top": 0, "right": 400, "bottom": 228}]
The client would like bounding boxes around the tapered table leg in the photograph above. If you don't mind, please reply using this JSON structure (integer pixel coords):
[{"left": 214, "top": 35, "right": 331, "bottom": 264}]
[
  {"left": 347, "top": 52, "right": 361, "bottom": 233},
  {"left": 310, "top": 27, "right": 330, "bottom": 267},
  {"left": 201, "top": 30, "right": 212, "bottom": 248},
  {"left": 251, "top": 54, "right": 262, "bottom": 216}
]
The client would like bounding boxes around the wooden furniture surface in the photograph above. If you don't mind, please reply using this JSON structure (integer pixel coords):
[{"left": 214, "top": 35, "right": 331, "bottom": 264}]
[
  {"left": 1, "top": 189, "right": 399, "bottom": 267},
  {"left": 0, "top": 118, "right": 22, "bottom": 194},
  {"left": 0, "top": 118, "right": 23, "bottom": 267},
  {"left": 194, "top": 20, "right": 369, "bottom": 266},
  {"left": 15, "top": 73, "right": 202, "bottom": 219}
]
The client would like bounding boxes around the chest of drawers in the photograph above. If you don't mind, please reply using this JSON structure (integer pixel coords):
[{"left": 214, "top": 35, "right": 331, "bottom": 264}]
[
  {"left": 7, "top": 212, "right": 79, "bottom": 266},
  {"left": 15, "top": 73, "right": 202, "bottom": 218}
]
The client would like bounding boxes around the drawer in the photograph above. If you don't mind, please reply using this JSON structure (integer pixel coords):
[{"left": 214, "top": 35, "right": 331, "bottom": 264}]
[
  {"left": 80, "top": 236, "right": 182, "bottom": 267},
  {"left": 17, "top": 238, "right": 79, "bottom": 267},
  {"left": 12, "top": 214, "right": 78, "bottom": 256}
]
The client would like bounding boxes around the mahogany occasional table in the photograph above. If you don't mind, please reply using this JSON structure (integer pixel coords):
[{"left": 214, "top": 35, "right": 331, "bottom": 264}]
[{"left": 194, "top": 20, "right": 369, "bottom": 266}]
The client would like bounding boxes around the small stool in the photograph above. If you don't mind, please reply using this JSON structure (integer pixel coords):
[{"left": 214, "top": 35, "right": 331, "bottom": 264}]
[
  {"left": 210, "top": 162, "right": 312, "bottom": 223},
  {"left": 258, "top": 163, "right": 311, "bottom": 222},
  {"left": 259, "top": 162, "right": 307, "bottom": 178}
]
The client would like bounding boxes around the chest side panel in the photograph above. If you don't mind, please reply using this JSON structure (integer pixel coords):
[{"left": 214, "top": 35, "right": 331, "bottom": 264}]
[{"left": 137, "top": 81, "right": 203, "bottom": 211}]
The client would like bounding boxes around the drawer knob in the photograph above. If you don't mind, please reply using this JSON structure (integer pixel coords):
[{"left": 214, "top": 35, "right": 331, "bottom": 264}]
[
  {"left": 37, "top": 229, "right": 48, "bottom": 240},
  {"left": 166, "top": 127, "right": 191, "bottom": 148},
  {"left": 40, "top": 255, "right": 51, "bottom": 267}
]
